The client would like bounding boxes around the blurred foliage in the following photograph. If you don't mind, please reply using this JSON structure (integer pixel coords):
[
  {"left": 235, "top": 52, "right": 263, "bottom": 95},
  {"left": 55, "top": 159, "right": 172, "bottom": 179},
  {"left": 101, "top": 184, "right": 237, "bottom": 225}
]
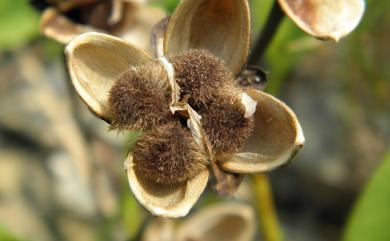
[
  {"left": 0, "top": 226, "right": 26, "bottom": 241},
  {"left": 251, "top": 0, "right": 389, "bottom": 98},
  {"left": 152, "top": 0, "right": 179, "bottom": 13},
  {"left": 250, "top": 1, "right": 318, "bottom": 95},
  {"left": 0, "top": 0, "right": 39, "bottom": 50},
  {"left": 343, "top": 150, "right": 390, "bottom": 241},
  {"left": 120, "top": 190, "right": 144, "bottom": 240},
  {"left": 344, "top": 0, "right": 390, "bottom": 109},
  {"left": 41, "top": 38, "right": 63, "bottom": 60}
]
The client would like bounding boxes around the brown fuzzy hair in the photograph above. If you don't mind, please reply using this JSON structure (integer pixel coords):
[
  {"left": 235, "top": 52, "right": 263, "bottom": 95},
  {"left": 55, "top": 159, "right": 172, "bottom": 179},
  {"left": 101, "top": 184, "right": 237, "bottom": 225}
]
[
  {"left": 170, "top": 49, "right": 235, "bottom": 108},
  {"left": 200, "top": 96, "right": 254, "bottom": 156},
  {"left": 108, "top": 64, "right": 172, "bottom": 131},
  {"left": 133, "top": 122, "right": 208, "bottom": 185}
]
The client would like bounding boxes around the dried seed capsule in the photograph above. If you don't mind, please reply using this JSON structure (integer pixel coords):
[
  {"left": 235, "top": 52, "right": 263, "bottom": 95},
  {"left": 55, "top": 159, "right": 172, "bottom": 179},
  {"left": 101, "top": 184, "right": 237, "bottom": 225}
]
[
  {"left": 201, "top": 96, "right": 254, "bottom": 157},
  {"left": 171, "top": 49, "right": 235, "bottom": 107},
  {"left": 108, "top": 64, "right": 172, "bottom": 130},
  {"left": 133, "top": 122, "right": 208, "bottom": 185}
]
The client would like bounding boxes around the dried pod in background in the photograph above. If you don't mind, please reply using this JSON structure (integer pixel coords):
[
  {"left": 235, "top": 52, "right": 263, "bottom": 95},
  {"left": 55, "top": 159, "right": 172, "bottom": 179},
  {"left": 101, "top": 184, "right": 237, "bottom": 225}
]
[
  {"left": 142, "top": 202, "right": 256, "bottom": 241},
  {"left": 278, "top": 0, "right": 365, "bottom": 41},
  {"left": 37, "top": 0, "right": 165, "bottom": 52}
]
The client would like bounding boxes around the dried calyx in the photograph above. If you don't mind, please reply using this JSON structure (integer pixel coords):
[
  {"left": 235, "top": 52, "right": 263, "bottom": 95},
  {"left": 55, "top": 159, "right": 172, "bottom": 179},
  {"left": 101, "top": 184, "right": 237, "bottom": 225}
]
[{"left": 108, "top": 49, "right": 256, "bottom": 185}]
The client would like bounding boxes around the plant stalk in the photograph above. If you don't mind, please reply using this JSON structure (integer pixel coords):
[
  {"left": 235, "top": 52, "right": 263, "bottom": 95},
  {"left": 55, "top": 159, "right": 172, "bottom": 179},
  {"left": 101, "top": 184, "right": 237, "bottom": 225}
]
[
  {"left": 252, "top": 174, "right": 283, "bottom": 241},
  {"left": 249, "top": 1, "right": 285, "bottom": 64}
]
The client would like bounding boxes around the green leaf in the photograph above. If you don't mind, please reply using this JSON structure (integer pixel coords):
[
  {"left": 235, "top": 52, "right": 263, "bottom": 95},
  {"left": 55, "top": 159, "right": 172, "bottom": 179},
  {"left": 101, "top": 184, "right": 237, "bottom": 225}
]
[
  {"left": 0, "top": 0, "right": 39, "bottom": 50},
  {"left": 343, "top": 150, "right": 390, "bottom": 241}
]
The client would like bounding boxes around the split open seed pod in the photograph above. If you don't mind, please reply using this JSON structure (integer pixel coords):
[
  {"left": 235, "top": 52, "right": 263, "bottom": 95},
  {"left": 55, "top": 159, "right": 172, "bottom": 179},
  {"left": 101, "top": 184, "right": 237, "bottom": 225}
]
[
  {"left": 64, "top": 0, "right": 305, "bottom": 218},
  {"left": 65, "top": 32, "right": 152, "bottom": 121},
  {"left": 175, "top": 202, "right": 256, "bottom": 241},
  {"left": 278, "top": 0, "right": 365, "bottom": 41},
  {"left": 163, "top": 0, "right": 250, "bottom": 76},
  {"left": 125, "top": 155, "right": 209, "bottom": 218},
  {"left": 65, "top": 32, "right": 211, "bottom": 218},
  {"left": 220, "top": 88, "right": 305, "bottom": 173}
]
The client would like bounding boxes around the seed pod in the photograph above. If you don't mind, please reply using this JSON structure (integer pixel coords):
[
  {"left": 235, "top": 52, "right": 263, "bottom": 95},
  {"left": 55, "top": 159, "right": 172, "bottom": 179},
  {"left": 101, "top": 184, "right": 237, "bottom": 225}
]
[
  {"left": 133, "top": 122, "right": 208, "bottom": 185},
  {"left": 108, "top": 64, "right": 172, "bottom": 130},
  {"left": 201, "top": 96, "right": 254, "bottom": 157},
  {"left": 171, "top": 49, "right": 235, "bottom": 107}
]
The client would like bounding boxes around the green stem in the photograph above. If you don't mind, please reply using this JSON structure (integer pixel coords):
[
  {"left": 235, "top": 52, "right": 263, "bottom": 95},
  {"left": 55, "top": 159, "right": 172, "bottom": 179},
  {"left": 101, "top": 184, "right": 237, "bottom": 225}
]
[
  {"left": 252, "top": 174, "right": 283, "bottom": 241},
  {"left": 249, "top": 1, "right": 285, "bottom": 64}
]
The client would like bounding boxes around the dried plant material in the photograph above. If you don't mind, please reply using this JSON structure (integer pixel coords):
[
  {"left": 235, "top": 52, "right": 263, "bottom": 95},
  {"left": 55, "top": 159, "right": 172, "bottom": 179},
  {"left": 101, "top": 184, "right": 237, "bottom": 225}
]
[
  {"left": 240, "top": 92, "right": 258, "bottom": 118},
  {"left": 278, "top": 0, "right": 365, "bottom": 41},
  {"left": 220, "top": 89, "right": 305, "bottom": 173},
  {"left": 65, "top": 0, "right": 305, "bottom": 218},
  {"left": 171, "top": 49, "right": 235, "bottom": 107},
  {"left": 142, "top": 203, "right": 255, "bottom": 241},
  {"left": 142, "top": 218, "right": 175, "bottom": 241},
  {"left": 164, "top": 0, "right": 251, "bottom": 76},
  {"left": 200, "top": 97, "right": 254, "bottom": 157},
  {"left": 108, "top": 0, "right": 124, "bottom": 25},
  {"left": 158, "top": 56, "right": 179, "bottom": 110},
  {"left": 185, "top": 104, "right": 208, "bottom": 153},
  {"left": 210, "top": 161, "right": 244, "bottom": 196},
  {"left": 237, "top": 65, "right": 268, "bottom": 90},
  {"left": 40, "top": 8, "right": 93, "bottom": 44},
  {"left": 108, "top": 64, "right": 172, "bottom": 130},
  {"left": 65, "top": 32, "right": 152, "bottom": 121},
  {"left": 117, "top": 4, "right": 166, "bottom": 52},
  {"left": 39, "top": 0, "right": 166, "bottom": 52},
  {"left": 125, "top": 155, "right": 209, "bottom": 218},
  {"left": 133, "top": 122, "right": 208, "bottom": 184},
  {"left": 175, "top": 203, "right": 256, "bottom": 241},
  {"left": 151, "top": 17, "right": 169, "bottom": 58}
]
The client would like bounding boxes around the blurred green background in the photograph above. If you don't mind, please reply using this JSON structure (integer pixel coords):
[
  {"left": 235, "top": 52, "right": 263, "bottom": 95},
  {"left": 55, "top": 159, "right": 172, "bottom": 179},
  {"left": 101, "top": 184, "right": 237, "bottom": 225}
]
[{"left": 0, "top": 0, "right": 389, "bottom": 241}]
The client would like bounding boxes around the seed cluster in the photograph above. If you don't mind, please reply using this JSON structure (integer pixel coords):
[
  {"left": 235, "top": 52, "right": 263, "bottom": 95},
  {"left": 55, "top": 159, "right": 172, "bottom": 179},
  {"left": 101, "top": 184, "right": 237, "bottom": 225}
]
[{"left": 108, "top": 49, "right": 255, "bottom": 185}]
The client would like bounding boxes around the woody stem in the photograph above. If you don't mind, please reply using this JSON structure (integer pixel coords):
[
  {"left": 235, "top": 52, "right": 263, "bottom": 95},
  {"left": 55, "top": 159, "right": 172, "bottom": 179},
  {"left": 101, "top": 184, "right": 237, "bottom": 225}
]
[
  {"left": 249, "top": 1, "right": 284, "bottom": 64},
  {"left": 251, "top": 174, "right": 283, "bottom": 241}
]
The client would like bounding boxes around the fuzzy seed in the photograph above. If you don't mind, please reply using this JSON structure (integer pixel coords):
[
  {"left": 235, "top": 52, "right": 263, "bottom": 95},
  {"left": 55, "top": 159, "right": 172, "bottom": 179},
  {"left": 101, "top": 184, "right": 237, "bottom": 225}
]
[
  {"left": 108, "top": 64, "right": 172, "bottom": 131},
  {"left": 133, "top": 122, "right": 208, "bottom": 185},
  {"left": 200, "top": 96, "right": 254, "bottom": 156},
  {"left": 171, "top": 49, "right": 235, "bottom": 108}
]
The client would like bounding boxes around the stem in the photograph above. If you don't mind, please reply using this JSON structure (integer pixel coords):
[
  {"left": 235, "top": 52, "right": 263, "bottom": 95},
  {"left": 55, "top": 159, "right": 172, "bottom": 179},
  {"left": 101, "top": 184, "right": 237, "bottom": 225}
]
[
  {"left": 252, "top": 174, "right": 283, "bottom": 241},
  {"left": 249, "top": 1, "right": 285, "bottom": 64}
]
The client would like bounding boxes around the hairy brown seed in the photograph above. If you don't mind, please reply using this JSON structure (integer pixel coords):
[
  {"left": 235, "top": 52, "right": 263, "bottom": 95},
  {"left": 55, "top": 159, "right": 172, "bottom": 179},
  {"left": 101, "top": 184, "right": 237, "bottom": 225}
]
[
  {"left": 133, "top": 122, "right": 208, "bottom": 185},
  {"left": 171, "top": 49, "right": 234, "bottom": 107},
  {"left": 200, "top": 96, "right": 254, "bottom": 156},
  {"left": 108, "top": 64, "right": 172, "bottom": 130}
]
